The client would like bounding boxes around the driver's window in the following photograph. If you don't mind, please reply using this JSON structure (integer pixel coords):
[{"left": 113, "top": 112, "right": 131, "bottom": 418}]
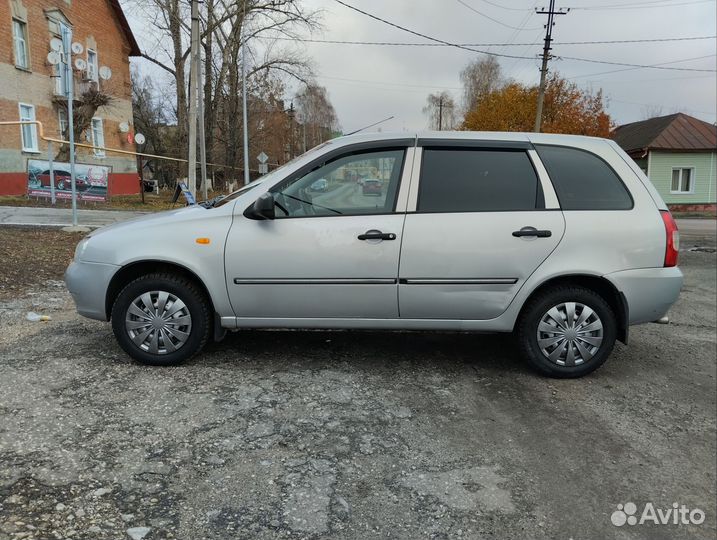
[{"left": 271, "top": 148, "right": 406, "bottom": 218}]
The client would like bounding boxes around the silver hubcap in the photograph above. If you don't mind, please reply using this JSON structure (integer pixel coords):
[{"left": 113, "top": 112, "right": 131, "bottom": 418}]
[
  {"left": 125, "top": 291, "right": 192, "bottom": 355},
  {"left": 537, "top": 302, "right": 603, "bottom": 366}
]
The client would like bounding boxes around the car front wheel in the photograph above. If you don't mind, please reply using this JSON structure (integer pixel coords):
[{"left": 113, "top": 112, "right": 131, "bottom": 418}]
[
  {"left": 517, "top": 286, "right": 617, "bottom": 378},
  {"left": 111, "top": 273, "right": 211, "bottom": 366}
]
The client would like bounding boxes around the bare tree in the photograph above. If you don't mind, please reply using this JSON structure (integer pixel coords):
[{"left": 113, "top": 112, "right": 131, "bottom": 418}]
[
  {"left": 128, "top": 0, "right": 321, "bottom": 181},
  {"left": 641, "top": 104, "right": 664, "bottom": 120},
  {"left": 423, "top": 91, "right": 457, "bottom": 131},
  {"left": 295, "top": 83, "right": 340, "bottom": 152},
  {"left": 460, "top": 56, "right": 503, "bottom": 115}
]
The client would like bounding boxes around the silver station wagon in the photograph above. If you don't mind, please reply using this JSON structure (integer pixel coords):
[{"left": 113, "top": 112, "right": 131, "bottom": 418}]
[{"left": 65, "top": 131, "right": 683, "bottom": 377}]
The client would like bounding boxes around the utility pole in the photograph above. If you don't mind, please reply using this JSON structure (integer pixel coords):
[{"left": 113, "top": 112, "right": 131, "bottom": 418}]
[
  {"left": 534, "top": 0, "right": 568, "bottom": 133},
  {"left": 197, "top": 34, "right": 208, "bottom": 199},
  {"left": 61, "top": 24, "right": 78, "bottom": 227},
  {"left": 241, "top": 1, "right": 250, "bottom": 185},
  {"left": 187, "top": 0, "right": 200, "bottom": 196}
]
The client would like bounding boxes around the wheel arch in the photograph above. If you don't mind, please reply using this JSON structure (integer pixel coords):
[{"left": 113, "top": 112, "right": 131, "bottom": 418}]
[
  {"left": 518, "top": 274, "right": 629, "bottom": 344},
  {"left": 105, "top": 260, "right": 216, "bottom": 321}
]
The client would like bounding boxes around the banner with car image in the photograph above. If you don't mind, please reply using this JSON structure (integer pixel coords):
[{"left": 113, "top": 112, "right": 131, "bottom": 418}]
[{"left": 27, "top": 159, "right": 110, "bottom": 201}]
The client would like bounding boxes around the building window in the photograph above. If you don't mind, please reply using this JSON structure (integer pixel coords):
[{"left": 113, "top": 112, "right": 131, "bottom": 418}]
[
  {"left": 671, "top": 168, "right": 694, "bottom": 194},
  {"left": 91, "top": 117, "right": 105, "bottom": 156},
  {"left": 86, "top": 49, "right": 98, "bottom": 81},
  {"left": 12, "top": 19, "right": 29, "bottom": 69},
  {"left": 58, "top": 108, "right": 68, "bottom": 137},
  {"left": 19, "top": 103, "right": 38, "bottom": 152}
]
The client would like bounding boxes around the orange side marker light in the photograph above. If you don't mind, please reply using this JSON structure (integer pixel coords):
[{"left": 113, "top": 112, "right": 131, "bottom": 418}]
[{"left": 195, "top": 237, "right": 211, "bottom": 245}]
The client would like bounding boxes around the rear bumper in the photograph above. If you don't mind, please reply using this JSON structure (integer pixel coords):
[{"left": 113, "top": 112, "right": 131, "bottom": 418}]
[
  {"left": 64, "top": 260, "right": 120, "bottom": 321},
  {"left": 605, "top": 266, "right": 683, "bottom": 325}
]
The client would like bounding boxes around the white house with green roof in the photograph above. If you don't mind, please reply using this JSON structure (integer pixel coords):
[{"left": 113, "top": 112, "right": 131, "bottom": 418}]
[{"left": 612, "top": 113, "right": 716, "bottom": 213}]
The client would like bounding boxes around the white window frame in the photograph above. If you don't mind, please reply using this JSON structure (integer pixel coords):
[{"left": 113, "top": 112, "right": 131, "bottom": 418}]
[
  {"left": 12, "top": 18, "right": 29, "bottom": 70},
  {"left": 86, "top": 49, "right": 98, "bottom": 81},
  {"left": 58, "top": 108, "right": 68, "bottom": 137},
  {"left": 18, "top": 103, "right": 39, "bottom": 152},
  {"left": 670, "top": 167, "right": 695, "bottom": 194},
  {"left": 90, "top": 117, "right": 105, "bottom": 156}
]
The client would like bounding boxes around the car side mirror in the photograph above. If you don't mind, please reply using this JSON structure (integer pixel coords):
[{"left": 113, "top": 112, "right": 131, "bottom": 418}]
[{"left": 244, "top": 192, "right": 276, "bottom": 220}]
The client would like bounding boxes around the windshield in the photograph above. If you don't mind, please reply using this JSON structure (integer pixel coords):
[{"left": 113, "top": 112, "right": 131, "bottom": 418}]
[{"left": 211, "top": 141, "right": 332, "bottom": 209}]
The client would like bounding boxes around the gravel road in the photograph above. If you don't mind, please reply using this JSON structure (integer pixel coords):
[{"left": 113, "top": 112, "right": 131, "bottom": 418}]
[{"left": 0, "top": 235, "right": 715, "bottom": 540}]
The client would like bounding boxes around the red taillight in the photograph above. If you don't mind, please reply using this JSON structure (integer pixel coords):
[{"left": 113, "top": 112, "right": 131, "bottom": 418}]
[{"left": 660, "top": 210, "right": 679, "bottom": 267}]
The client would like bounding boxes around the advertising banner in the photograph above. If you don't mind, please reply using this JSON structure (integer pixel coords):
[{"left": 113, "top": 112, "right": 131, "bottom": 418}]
[{"left": 27, "top": 159, "right": 110, "bottom": 201}]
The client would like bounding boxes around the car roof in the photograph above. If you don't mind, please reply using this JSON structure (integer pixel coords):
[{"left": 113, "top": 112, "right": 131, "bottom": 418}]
[{"left": 328, "top": 130, "right": 608, "bottom": 148}]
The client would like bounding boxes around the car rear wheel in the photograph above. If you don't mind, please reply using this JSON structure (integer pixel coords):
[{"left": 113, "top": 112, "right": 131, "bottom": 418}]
[
  {"left": 111, "top": 273, "right": 211, "bottom": 366},
  {"left": 517, "top": 285, "right": 617, "bottom": 378}
]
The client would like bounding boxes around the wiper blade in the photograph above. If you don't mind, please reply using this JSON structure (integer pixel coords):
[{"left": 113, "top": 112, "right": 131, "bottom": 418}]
[
  {"left": 199, "top": 195, "right": 227, "bottom": 208},
  {"left": 281, "top": 193, "right": 342, "bottom": 215}
]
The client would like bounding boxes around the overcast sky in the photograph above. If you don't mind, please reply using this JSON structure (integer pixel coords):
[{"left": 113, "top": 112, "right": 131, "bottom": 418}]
[{"left": 125, "top": 0, "right": 717, "bottom": 133}]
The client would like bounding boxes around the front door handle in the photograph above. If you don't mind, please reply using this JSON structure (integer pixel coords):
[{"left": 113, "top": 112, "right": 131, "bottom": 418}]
[
  {"left": 358, "top": 230, "right": 396, "bottom": 241},
  {"left": 512, "top": 226, "right": 552, "bottom": 238}
]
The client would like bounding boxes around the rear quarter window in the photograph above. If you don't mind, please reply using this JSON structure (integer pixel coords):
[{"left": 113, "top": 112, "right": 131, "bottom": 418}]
[
  {"left": 418, "top": 148, "right": 543, "bottom": 213},
  {"left": 535, "top": 144, "right": 633, "bottom": 210}
]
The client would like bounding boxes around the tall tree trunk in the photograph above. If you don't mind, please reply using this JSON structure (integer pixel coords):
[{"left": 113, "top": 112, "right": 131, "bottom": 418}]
[
  {"left": 203, "top": 0, "right": 215, "bottom": 187},
  {"left": 169, "top": 0, "right": 188, "bottom": 176}
]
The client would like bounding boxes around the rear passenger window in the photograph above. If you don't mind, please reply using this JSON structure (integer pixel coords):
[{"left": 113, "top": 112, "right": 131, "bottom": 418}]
[
  {"left": 535, "top": 145, "right": 633, "bottom": 210},
  {"left": 418, "top": 148, "right": 542, "bottom": 213}
]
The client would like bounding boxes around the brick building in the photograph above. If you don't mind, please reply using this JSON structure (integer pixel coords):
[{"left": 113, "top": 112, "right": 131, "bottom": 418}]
[{"left": 0, "top": 0, "right": 140, "bottom": 197}]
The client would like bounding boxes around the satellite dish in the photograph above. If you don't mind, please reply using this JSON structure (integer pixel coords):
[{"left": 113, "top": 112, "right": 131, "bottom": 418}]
[
  {"left": 71, "top": 42, "right": 84, "bottom": 54},
  {"left": 74, "top": 58, "right": 87, "bottom": 71},
  {"left": 50, "top": 38, "right": 63, "bottom": 52},
  {"left": 99, "top": 66, "right": 112, "bottom": 80},
  {"left": 47, "top": 51, "right": 61, "bottom": 66},
  {"left": 119, "top": 122, "right": 130, "bottom": 133},
  {"left": 134, "top": 133, "right": 146, "bottom": 145}
]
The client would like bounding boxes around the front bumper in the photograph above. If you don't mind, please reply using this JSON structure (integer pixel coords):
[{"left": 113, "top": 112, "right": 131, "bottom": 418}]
[
  {"left": 64, "top": 260, "right": 120, "bottom": 321},
  {"left": 605, "top": 266, "right": 684, "bottom": 325}
]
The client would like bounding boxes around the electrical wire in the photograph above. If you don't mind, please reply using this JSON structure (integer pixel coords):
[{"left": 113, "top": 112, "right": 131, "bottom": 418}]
[
  {"left": 260, "top": 35, "right": 716, "bottom": 47},
  {"left": 570, "top": 0, "right": 714, "bottom": 10},
  {"left": 332, "top": 0, "right": 716, "bottom": 72},
  {"left": 454, "top": 0, "right": 542, "bottom": 30},
  {"left": 567, "top": 54, "right": 717, "bottom": 79},
  {"left": 476, "top": 0, "right": 536, "bottom": 11}
]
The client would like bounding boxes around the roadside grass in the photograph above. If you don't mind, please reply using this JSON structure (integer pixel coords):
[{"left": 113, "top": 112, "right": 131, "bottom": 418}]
[
  {"left": 0, "top": 226, "right": 84, "bottom": 300},
  {"left": 0, "top": 189, "right": 227, "bottom": 213}
]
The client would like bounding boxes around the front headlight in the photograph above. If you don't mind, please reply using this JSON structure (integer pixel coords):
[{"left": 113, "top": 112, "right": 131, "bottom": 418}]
[{"left": 74, "top": 236, "right": 91, "bottom": 261}]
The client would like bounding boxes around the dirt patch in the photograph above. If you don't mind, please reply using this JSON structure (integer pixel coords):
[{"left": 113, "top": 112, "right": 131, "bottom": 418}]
[{"left": 0, "top": 226, "right": 84, "bottom": 301}]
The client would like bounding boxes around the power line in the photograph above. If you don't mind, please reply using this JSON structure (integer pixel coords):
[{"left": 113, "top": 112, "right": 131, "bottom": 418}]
[
  {"left": 567, "top": 54, "right": 717, "bottom": 79},
  {"left": 560, "top": 53, "right": 716, "bottom": 72},
  {"left": 454, "top": 0, "right": 542, "bottom": 30},
  {"left": 476, "top": 0, "right": 536, "bottom": 11},
  {"left": 261, "top": 35, "right": 716, "bottom": 47},
  {"left": 570, "top": 0, "right": 713, "bottom": 10},
  {"left": 331, "top": 0, "right": 717, "bottom": 72},
  {"left": 331, "top": 0, "right": 536, "bottom": 61}
]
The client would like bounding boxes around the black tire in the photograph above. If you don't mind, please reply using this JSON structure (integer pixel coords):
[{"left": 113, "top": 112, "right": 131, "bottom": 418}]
[
  {"left": 517, "top": 285, "right": 617, "bottom": 378},
  {"left": 111, "top": 273, "right": 211, "bottom": 366}
]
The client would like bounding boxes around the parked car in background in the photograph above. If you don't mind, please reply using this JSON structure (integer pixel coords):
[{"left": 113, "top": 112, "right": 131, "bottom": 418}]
[
  {"left": 362, "top": 178, "right": 383, "bottom": 196},
  {"left": 36, "top": 170, "right": 90, "bottom": 191},
  {"left": 310, "top": 178, "right": 328, "bottom": 192},
  {"left": 65, "top": 131, "right": 683, "bottom": 378}
]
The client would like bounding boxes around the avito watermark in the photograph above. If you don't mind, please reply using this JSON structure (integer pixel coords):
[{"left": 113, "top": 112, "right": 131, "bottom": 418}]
[{"left": 611, "top": 502, "right": 706, "bottom": 527}]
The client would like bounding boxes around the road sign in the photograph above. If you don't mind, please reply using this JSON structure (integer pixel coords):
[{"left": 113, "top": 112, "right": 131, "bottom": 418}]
[
  {"left": 257, "top": 151, "right": 268, "bottom": 164},
  {"left": 258, "top": 163, "right": 269, "bottom": 175}
]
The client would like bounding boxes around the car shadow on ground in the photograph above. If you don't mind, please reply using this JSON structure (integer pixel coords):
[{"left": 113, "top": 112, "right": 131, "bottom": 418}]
[{"left": 193, "top": 328, "right": 529, "bottom": 376}]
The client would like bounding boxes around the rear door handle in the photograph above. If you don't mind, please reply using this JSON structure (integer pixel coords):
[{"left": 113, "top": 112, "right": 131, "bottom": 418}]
[
  {"left": 512, "top": 226, "right": 552, "bottom": 238},
  {"left": 358, "top": 230, "right": 396, "bottom": 241}
]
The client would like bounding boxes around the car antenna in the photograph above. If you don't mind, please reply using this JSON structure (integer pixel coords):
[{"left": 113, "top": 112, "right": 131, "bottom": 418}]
[{"left": 344, "top": 116, "right": 395, "bottom": 136}]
